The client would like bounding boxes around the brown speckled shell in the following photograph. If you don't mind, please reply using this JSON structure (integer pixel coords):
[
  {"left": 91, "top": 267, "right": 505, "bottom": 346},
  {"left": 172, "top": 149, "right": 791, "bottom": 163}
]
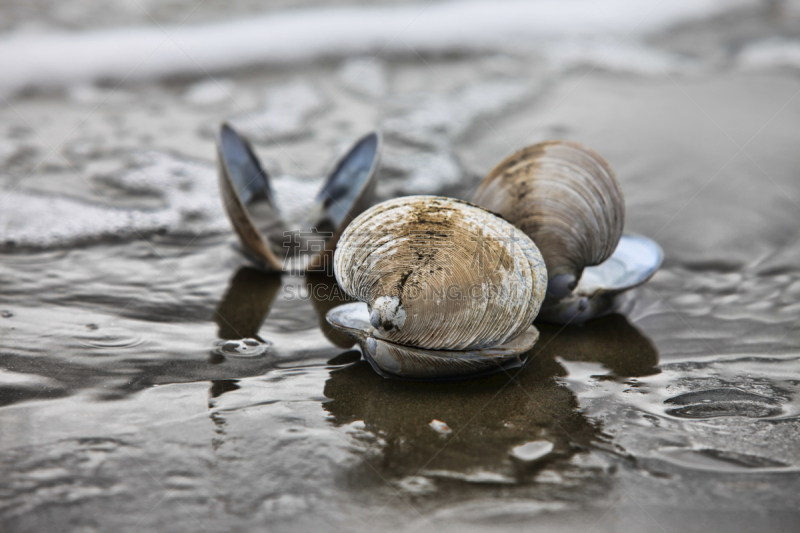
[
  {"left": 472, "top": 141, "right": 624, "bottom": 290},
  {"left": 333, "top": 195, "right": 547, "bottom": 351}
]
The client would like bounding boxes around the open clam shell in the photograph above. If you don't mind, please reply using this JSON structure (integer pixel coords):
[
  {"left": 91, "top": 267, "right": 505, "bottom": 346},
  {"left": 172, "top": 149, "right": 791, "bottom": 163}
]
[
  {"left": 327, "top": 302, "right": 539, "bottom": 380},
  {"left": 216, "top": 123, "right": 382, "bottom": 271},
  {"left": 536, "top": 234, "right": 664, "bottom": 324}
]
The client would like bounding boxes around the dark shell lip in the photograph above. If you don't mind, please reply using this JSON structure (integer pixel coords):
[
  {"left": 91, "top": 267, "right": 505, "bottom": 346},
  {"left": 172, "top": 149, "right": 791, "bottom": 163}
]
[
  {"left": 326, "top": 302, "right": 539, "bottom": 381},
  {"left": 536, "top": 234, "right": 664, "bottom": 325},
  {"left": 216, "top": 123, "right": 382, "bottom": 272}
]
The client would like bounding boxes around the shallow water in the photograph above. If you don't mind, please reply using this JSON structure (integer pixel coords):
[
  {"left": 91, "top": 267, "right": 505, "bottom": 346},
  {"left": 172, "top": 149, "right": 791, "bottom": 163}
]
[{"left": 2, "top": 1, "right": 800, "bottom": 531}]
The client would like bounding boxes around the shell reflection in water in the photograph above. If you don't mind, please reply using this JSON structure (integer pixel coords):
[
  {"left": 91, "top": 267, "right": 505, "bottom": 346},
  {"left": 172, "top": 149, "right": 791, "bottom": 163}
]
[
  {"left": 212, "top": 266, "right": 281, "bottom": 360},
  {"left": 216, "top": 123, "right": 381, "bottom": 272},
  {"left": 327, "top": 195, "right": 548, "bottom": 380},
  {"left": 322, "top": 312, "right": 657, "bottom": 488},
  {"left": 215, "top": 267, "right": 358, "bottom": 355},
  {"left": 306, "top": 272, "right": 357, "bottom": 349},
  {"left": 215, "top": 267, "right": 281, "bottom": 341},
  {"left": 537, "top": 313, "right": 660, "bottom": 377},
  {"left": 473, "top": 140, "right": 663, "bottom": 324}
]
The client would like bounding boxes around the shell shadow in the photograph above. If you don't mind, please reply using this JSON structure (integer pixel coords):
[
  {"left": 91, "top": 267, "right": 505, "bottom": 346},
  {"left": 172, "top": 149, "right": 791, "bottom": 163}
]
[{"left": 533, "top": 313, "right": 660, "bottom": 378}]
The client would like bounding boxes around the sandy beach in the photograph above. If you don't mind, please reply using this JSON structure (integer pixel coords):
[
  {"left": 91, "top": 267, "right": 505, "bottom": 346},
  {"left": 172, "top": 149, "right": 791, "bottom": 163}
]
[{"left": 1, "top": 1, "right": 800, "bottom": 531}]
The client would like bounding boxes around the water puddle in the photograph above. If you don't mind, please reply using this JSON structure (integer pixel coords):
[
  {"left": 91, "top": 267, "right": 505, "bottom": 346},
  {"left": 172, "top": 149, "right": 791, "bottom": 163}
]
[{"left": 665, "top": 388, "right": 784, "bottom": 419}]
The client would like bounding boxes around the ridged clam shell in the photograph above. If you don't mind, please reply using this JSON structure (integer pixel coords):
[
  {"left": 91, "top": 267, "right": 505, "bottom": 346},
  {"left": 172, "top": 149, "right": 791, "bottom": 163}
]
[
  {"left": 326, "top": 302, "right": 539, "bottom": 380},
  {"left": 473, "top": 141, "right": 624, "bottom": 298},
  {"left": 333, "top": 196, "right": 547, "bottom": 351}
]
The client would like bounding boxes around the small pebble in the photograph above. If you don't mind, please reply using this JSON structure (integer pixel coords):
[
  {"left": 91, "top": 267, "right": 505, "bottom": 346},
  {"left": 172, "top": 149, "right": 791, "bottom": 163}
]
[
  {"left": 510, "top": 440, "right": 554, "bottom": 462},
  {"left": 429, "top": 419, "right": 452, "bottom": 435}
]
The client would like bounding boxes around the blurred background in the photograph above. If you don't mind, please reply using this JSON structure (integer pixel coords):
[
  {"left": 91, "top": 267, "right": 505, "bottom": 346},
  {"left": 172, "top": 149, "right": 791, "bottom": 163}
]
[
  {"left": 2, "top": 1, "right": 800, "bottom": 532},
  {"left": 2, "top": 0, "right": 799, "bottom": 260}
]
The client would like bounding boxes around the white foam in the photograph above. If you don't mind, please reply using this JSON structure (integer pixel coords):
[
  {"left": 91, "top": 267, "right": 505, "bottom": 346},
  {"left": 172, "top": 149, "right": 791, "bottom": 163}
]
[
  {"left": 0, "top": 0, "right": 748, "bottom": 93},
  {"left": 271, "top": 174, "right": 321, "bottom": 227},
  {"left": 0, "top": 150, "right": 344, "bottom": 248},
  {"left": 67, "top": 83, "right": 136, "bottom": 105},
  {"left": 0, "top": 140, "right": 20, "bottom": 168},
  {"left": 0, "top": 190, "right": 150, "bottom": 247},
  {"left": 545, "top": 40, "right": 691, "bottom": 74},
  {"left": 339, "top": 58, "right": 388, "bottom": 98},
  {"left": 739, "top": 38, "right": 800, "bottom": 70},
  {"left": 377, "top": 79, "right": 530, "bottom": 196},
  {"left": 227, "top": 80, "right": 323, "bottom": 143},
  {"left": 183, "top": 78, "right": 237, "bottom": 107},
  {"left": 383, "top": 80, "right": 532, "bottom": 147},
  {"left": 381, "top": 151, "right": 461, "bottom": 197},
  {"left": 0, "top": 151, "right": 228, "bottom": 247}
]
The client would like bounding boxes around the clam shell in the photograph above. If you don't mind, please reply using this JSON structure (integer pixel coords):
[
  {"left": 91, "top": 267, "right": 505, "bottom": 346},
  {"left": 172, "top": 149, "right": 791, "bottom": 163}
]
[
  {"left": 216, "top": 123, "right": 382, "bottom": 271},
  {"left": 217, "top": 123, "right": 285, "bottom": 270},
  {"left": 327, "top": 302, "right": 539, "bottom": 380},
  {"left": 307, "top": 132, "right": 381, "bottom": 252},
  {"left": 536, "top": 234, "right": 664, "bottom": 324},
  {"left": 333, "top": 196, "right": 548, "bottom": 351},
  {"left": 473, "top": 141, "right": 624, "bottom": 298}
]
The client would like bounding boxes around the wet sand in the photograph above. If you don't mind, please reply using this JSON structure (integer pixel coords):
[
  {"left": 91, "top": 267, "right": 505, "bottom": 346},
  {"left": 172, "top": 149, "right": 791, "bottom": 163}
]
[{"left": 1, "top": 1, "right": 800, "bottom": 531}]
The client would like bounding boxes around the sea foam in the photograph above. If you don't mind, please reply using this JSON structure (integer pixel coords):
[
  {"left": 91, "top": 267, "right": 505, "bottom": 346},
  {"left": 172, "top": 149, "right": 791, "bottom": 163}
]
[{"left": 0, "top": 0, "right": 747, "bottom": 93}]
